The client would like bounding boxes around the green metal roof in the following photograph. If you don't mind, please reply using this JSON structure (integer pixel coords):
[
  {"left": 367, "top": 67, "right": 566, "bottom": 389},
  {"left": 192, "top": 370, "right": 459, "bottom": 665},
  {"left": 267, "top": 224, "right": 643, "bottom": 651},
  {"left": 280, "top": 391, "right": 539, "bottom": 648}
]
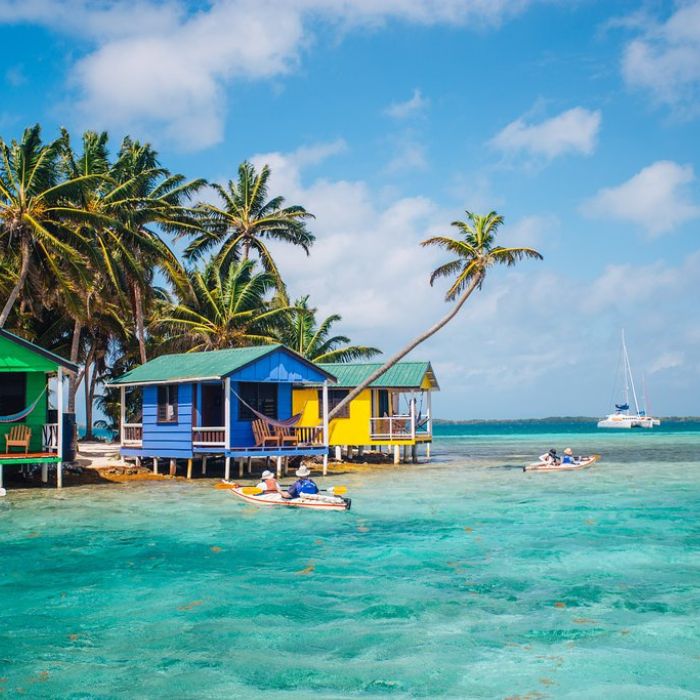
[
  {"left": 318, "top": 362, "right": 439, "bottom": 390},
  {"left": 109, "top": 344, "right": 335, "bottom": 386},
  {"left": 0, "top": 328, "right": 78, "bottom": 373}
]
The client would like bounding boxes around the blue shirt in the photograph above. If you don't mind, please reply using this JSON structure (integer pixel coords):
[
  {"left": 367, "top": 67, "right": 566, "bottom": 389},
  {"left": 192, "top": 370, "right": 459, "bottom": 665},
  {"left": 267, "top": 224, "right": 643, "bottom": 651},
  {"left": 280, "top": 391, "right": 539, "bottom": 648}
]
[
  {"left": 562, "top": 455, "right": 575, "bottom": 464},
  {"left": 287, "top": 478, "right": 318, "bottom": 498}
]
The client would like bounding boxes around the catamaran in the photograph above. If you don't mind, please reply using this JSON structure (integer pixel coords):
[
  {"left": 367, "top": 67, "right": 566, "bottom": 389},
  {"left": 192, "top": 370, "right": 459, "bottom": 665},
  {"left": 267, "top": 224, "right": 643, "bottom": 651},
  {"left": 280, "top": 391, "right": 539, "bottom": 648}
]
[{"left": 597, "top": 331, "right": 661, "bottom": 429}]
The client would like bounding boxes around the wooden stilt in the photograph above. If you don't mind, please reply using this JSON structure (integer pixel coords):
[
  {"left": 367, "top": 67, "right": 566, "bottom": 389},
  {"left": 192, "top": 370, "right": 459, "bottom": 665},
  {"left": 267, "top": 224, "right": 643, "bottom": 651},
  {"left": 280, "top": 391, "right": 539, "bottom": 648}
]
[
  {"left": 247, "top": 456, "right": 252, "bottom": 474},
  {"left": 238, "top": 459, "right": 244, "bottom": 478},
  {"left": 426, "top": 443, "right": 431, "bottom": 461},
  {"left": 41, "top": 463, "right": 48, "bottom": 483},
  {"left": 186, "top": 459, "right": 193, "bottom": 480},
  {"left": 284, "top": 457, "right": 289, "bottom": 476},
  {"left": 411, "top": 444, "right": 417, "bottom": 464},
  {"left": 201, "top": 456, "right": 207, "bottom": 475},
  {"left": 323, "top": 453, "right": 328, "bottom": 476},
  {"left": 358, "top": 445, "right": 364, "bottom": 458},
  {"left": 347, "top": 446, "right": 354, "bottom": 460},
  {"left": 403, "top": 445, "right": 409, "bottom": 462},
  {"left": 276, "top": 456, "right": 282, "bottom": 478},
  {"left": 0, "top": 465, "right": 3, "bottom": 489},
  {"left": 334, "top": 446, "right": 342, "bottom": 461},
  {"left": 169, "top": 459, "right": 176, "bottom": 477},
  {"left": 153, "top": 458, "right": 158, "bottom": 475},
  {"left": 393, "top": 445, "right": 401, "bottom": 465},
  {"left": 224, "top": 457, "right": 231, "bottom": 481},
  {"left": 135, "top": 456, "right": 141, "bottom": 467}
]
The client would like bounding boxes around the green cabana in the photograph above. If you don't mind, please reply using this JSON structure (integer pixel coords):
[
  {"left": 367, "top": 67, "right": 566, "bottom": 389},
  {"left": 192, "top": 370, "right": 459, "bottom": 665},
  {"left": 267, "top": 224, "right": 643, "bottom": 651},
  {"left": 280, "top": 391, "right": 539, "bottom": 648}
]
[{"left": 0, "top": 328, "right": 78, "bottom": 491}]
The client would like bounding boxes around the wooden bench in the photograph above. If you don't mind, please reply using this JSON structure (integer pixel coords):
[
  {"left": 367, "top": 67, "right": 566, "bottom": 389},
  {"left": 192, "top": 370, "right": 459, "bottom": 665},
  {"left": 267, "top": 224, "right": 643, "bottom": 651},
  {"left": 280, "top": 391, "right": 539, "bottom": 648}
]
[
  {"left": 275, "top": 426, "right": 299, "bottom": 446},
  {"left": 252, "top": 419, "right": 280, "bottom": 447},
  {"left": 5, "top": 425, "right": 31, "bottom": 453}
]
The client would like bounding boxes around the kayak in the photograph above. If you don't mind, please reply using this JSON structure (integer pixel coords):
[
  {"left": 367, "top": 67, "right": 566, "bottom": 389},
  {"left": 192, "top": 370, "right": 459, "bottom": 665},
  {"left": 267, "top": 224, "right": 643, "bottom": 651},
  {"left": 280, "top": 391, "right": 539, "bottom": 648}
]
[
  {"left": 523, "top": 454, "right": 601, "bottom": 472},
  {"left": 230, "top": 486, "right": 351, "bottom": 511}
]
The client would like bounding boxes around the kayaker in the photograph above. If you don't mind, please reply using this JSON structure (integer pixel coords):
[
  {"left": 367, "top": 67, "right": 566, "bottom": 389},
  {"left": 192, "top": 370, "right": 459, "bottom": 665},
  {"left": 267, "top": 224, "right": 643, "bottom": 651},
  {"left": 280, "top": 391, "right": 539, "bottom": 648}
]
[
  {"left": 561, "top": 448, "right": 576, "bottom": 465},
  {"left": 283, "top": 464, "right": 319, "bottom": 499},
  {"left": 539, "top": 448, "right": 559, "bottom": 465},
  {"left": 256, "top": 469, "right": 282, "bottom": 494}
]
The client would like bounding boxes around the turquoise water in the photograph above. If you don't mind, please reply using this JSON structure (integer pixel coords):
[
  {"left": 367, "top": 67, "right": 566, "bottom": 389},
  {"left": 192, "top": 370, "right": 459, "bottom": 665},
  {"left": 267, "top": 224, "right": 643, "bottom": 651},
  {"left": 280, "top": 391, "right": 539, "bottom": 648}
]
[{"left": 1, "top": 422, "right": 699, "bottom": 698}]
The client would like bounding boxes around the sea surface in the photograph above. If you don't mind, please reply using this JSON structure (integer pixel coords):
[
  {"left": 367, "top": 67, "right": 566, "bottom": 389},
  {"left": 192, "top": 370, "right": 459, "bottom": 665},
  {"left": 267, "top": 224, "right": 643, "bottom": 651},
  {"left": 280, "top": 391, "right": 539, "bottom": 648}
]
[{"left": 1, "top": 421, "right": 699, "bottom": 699}]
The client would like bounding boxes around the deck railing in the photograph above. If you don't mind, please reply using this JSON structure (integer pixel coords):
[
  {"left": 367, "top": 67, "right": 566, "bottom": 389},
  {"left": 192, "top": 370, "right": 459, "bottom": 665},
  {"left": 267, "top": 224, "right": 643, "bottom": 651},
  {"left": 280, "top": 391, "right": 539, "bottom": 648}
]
[
  {"left": 123, "top": 423, "right": 143, "bottom": 447},
  {"left": 292, "top": 426, "right": 324, "bottom": 445},
  {"left": 42, "top": 423, "right": 58, "bottom": 450},
  {"left": 192, "top": 426, "right": 226, "bottom": 447},
  {"left": 369, "top": 413, "right": 433, "bottom": 441}
]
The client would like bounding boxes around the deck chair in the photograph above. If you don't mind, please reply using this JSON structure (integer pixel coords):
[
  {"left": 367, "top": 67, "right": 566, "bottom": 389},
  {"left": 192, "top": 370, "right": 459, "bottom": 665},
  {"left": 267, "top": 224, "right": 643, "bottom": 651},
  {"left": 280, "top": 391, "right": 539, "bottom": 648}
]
[
  {"left": 275, "top": 426, "right": 299, "bottom": 446},
  {"left": 5, "top": 425, "right": 31, "bottom": 453},
  {"left": 252, "top": 419, "right": 281, "bottom": 447}
]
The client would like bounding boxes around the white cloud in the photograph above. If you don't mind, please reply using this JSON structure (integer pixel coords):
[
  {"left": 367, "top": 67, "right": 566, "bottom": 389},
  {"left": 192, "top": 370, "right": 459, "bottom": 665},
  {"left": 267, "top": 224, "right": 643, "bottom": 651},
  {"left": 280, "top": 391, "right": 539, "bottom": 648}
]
[
  {"left": 621, "top": 1, "right": 700, "bottom": 117},
  {"left": 648, "top": 351, "right": 684, "bottom": 374},
  {"left": 384, "top": 89, "right": 428, "bottom": 119},
  {"left": 0, "top": 0, "right": 546, "bottom": 149},
  {"left": 583, "top": 161, "right": 700, "bottom": 236},
  {"left": 490, "top": 107, "right": 602, "bottom": 160},
  {"left": 385, "top": 140, "right": 428, "bottom": 174}
]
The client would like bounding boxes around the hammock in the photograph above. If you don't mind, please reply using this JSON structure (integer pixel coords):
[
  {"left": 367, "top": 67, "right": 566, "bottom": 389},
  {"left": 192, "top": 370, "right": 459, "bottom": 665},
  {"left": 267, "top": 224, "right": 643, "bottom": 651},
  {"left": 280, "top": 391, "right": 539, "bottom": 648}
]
[
  {"left": 0, "top": 385, "right": 48, "bottom": 423},
  {"left": 232, "top": 389, "right": 302, "bottom": 429}
]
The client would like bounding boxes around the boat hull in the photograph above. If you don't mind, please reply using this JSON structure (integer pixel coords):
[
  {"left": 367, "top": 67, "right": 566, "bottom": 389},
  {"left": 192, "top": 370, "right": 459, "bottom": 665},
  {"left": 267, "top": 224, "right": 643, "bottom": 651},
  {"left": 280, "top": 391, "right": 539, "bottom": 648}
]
[
  {"left": 229, "top": 487, "right": 351, "bottom": 511},
  {"left": 597, "top": 415, "right": 660, "bottom": 429},
  {"left": 524, "top": 455, "right": 600, "bottom": 472}
]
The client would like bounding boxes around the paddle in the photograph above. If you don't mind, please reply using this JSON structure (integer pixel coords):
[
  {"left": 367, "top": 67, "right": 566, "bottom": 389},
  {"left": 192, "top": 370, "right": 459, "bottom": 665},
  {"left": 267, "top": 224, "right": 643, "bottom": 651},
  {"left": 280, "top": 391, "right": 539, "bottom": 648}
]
[{"left": 234, "top": 484, "right": 348, "bottom": 496}]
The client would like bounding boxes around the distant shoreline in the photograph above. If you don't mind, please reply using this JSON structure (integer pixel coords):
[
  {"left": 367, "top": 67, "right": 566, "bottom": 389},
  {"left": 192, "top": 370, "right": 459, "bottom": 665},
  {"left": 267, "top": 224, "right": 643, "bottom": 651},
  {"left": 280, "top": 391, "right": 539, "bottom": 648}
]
[{"left": 434, "top": 416, "right": 700, "bottom": 425}]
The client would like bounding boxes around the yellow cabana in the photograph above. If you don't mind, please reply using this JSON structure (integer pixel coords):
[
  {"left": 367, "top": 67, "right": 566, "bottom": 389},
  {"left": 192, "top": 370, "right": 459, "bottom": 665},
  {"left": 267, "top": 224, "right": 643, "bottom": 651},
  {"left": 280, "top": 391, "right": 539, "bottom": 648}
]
[{"left": 293, "top": 361, "right": 439, "bottom": 464}]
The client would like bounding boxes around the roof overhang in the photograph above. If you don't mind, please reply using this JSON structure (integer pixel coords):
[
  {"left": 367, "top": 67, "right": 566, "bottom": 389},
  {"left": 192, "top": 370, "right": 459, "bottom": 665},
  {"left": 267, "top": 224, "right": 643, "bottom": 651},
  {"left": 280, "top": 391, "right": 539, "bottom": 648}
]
[{"left": 0, "top": 328, "right": 79, "bottom": 373}]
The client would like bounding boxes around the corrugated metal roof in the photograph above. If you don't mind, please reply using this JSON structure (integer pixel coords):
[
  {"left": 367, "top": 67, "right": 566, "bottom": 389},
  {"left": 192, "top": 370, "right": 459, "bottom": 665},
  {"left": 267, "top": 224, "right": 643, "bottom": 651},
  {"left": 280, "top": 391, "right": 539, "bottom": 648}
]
[
  {"left": 0, "top": 328, "right": 79, "bottom": 373},
  {"left": 110, "top": 345, "right": 326, "bottom": 386},
  {"left": 319, "top": 362, "right": 439, "bottom": 390}
]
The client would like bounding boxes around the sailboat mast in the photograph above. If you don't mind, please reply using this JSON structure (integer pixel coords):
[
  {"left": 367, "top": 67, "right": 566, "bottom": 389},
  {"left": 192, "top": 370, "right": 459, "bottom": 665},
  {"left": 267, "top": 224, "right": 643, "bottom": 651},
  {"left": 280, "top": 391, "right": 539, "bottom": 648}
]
[{"left": 622, "top": 330, "right": 641, "bottom": 414}]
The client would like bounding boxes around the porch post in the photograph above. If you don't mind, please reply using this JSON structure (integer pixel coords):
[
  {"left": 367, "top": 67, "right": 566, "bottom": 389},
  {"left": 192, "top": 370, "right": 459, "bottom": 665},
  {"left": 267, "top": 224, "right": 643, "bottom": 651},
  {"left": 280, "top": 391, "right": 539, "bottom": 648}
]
[
  {"left": 322, "top": 380, "right": 329, "bottom": 476},
  {"left": 224, "top": 377, "right": 231, "bottom": 480},
  {"left": 427, "top": 390, "right": 432, "bottom": 435},
  {"left": 410, "top": 397, "right": 416, "bottom": 440},
  {"left": 120, "top": 386, "right": 126, "bottom": 446},
  {"left": 225, "top": 457, "right": 231, "bottom": 481},
  {"left": 57, "top": 367, "right": 64, "bottom": 489}
]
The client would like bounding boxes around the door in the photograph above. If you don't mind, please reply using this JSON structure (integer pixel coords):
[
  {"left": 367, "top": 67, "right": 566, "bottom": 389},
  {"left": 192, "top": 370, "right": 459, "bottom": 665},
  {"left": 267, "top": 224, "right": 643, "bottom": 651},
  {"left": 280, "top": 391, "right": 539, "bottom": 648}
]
[{"left": 201, "top": 383, "right": 225, "bottom": 426}]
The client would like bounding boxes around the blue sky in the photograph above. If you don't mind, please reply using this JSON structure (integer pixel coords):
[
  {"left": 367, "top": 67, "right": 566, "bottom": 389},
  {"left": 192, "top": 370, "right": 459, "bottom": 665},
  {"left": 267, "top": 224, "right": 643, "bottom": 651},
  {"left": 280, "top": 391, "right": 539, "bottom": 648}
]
[{"left": 1, "top": 0, "right": 699, "bottom": 418}]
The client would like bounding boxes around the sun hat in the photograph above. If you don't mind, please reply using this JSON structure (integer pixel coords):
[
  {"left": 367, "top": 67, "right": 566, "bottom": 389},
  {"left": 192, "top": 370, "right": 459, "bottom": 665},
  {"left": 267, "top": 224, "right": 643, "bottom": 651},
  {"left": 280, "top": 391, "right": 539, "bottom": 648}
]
[
  {"left": 261, "top": 470, "right": 275, "bottom": 480},
  {"left": 296, "top": 464, "right": 311, "bottom": 477},
  {"left": 548, "top": 448, "right": 557, "bottom": 455},
  {"left": 564, "top": 448, "right": 573, "bottom": 455}
]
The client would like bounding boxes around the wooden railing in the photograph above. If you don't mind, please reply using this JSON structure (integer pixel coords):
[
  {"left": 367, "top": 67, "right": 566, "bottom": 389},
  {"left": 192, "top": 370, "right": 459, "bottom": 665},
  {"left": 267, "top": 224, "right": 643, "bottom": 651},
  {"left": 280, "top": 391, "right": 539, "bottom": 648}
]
[
  {"left": 369, "top": 415, "right": 415, "bottom": 440},
  {"left": 293, "top": 426, "right": 324, "bottom": 445},
  {"left": 42, "top": 423, "right": 58, "bottom": 450},
  {"left": 192, "top": 426, "right": 226, "bottom": 446},
  {"left": 123, "top": 423, "right": 143, "bottom": 446}
]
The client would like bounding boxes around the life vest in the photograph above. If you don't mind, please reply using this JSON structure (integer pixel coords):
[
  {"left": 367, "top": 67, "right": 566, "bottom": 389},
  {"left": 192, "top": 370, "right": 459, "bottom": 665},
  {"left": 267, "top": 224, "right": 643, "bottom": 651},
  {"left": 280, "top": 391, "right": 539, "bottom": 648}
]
[
  {"left": 296, "top": 478, "right": 318, "bottom": 495},
  {"left": 264, "top": 478, "right": 278, "bottom": 492}
]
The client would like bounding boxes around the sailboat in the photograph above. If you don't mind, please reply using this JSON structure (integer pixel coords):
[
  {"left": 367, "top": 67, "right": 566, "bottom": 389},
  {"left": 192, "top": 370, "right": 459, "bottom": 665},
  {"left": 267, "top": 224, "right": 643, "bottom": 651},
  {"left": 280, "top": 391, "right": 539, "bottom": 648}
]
[{"left": 597, "top": 331, "right": 661, "bottom": 429}]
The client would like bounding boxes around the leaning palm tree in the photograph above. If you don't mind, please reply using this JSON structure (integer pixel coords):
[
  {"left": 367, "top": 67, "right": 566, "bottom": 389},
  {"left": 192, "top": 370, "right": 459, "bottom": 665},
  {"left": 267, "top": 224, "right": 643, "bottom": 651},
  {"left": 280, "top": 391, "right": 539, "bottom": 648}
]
[
  {"left": 185, "top": 161, "right": 314, "bottom": 298},
  {"left": 327, "top": 210, "right": 543, "bottom": 419},
  {"left": 280, "top": 295, "right": 380, "bottom": 362},
  {"left": 0, "top": 124, "right": 105, "bottom": 327},
  {"left": 158, "top": 259, "right": 288, "bottom": 352}
]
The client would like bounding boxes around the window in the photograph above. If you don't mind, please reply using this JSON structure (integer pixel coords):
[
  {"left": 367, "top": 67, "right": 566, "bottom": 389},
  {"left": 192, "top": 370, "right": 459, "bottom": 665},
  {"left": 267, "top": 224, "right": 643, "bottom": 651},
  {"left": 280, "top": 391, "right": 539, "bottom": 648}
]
[
  {"left": 318, "top": 388, "right": 350, "bottom": 419},
  {"left": 157, "top": 385, "right": 178, "bottom": 423},
  {"left": 238, "top": 383, "right": 277, "bottom": 422},
  {"left": 0, "top": 373, "right": 26, "bottom": 416}
]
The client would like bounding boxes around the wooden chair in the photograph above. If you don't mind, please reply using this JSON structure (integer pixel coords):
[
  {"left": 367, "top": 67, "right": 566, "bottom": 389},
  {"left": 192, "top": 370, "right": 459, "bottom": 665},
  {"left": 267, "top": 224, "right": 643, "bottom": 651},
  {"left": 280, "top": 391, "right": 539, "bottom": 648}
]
[
  {"left": 252, "top": 419, "right": 281, "bottom": 447},
  {"left": 5, "top": 425, "right": 31, "bottom": 453},
  {"left": 275, "top": 426, "right": 299, "bottom": 446}
]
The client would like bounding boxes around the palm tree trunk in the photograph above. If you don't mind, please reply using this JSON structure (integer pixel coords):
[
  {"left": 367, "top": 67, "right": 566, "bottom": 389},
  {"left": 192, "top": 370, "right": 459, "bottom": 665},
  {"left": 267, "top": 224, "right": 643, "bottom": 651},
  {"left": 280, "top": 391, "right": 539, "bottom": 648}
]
[
  {"left": 68, "top": 319, "right": 82, "bottom": 413},
  {"left": 327, "top": 273, "right": 484, "bottom": 420},
  {"left": 83, "top": 338, "right": 96, "bottom": 440},
  {"left": 0, "top": 237, "right": 31, "bottom": 327},
  {"left": 86, "top": 357, "right": 99, "bottom": 441},
  {"left": 132, "top": 282, "right": 148, "bottom": 364}
]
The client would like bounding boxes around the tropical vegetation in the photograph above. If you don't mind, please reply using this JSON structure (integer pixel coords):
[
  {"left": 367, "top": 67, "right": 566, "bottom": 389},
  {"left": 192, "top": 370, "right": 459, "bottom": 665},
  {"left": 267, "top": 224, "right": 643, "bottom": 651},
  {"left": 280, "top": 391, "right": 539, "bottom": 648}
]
[{"left": 0, "top": 124, "right": 379, "bottom": 437}]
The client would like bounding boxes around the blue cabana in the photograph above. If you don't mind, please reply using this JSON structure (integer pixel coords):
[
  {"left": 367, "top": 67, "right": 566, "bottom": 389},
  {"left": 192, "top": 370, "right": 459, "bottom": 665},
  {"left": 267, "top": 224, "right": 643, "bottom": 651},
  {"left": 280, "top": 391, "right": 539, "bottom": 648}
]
[{"left": 109, "top": 345, "right": 335, "bottom": 478}]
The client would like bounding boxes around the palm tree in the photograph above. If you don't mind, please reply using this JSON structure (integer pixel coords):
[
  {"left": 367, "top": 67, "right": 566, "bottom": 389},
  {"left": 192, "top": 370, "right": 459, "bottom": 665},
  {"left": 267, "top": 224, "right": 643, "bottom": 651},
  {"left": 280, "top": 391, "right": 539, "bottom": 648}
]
[
  {"left": 327, "top": 210, "right": 543, "bottom": 419},
  {"left": 109, "top": 137, "right": 205, "bottom": 363},
  {"left": 185, "top": 161, "right": 314, "bottom": 299},
  {"left": 0, "top": 124, "right": 105, "bottom": 327},
  {"left": 158, "top": 259, "right": 288, "bottom": 352},
  {"left": 280, "top": 295, "right": 380, "bottom": 362}
]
